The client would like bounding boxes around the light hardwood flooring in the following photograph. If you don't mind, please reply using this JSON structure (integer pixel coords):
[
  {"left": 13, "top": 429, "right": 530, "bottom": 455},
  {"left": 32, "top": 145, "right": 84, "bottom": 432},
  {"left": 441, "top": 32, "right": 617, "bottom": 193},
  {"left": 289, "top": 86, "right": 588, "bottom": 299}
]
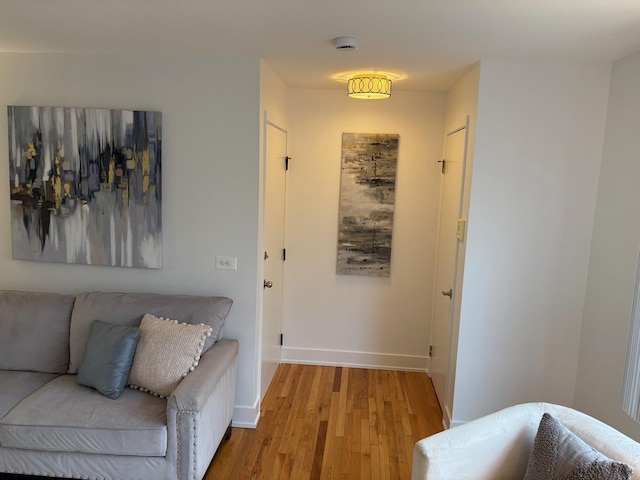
[{"left": 205, "top": 364, "right": 443, "bottom": 480}]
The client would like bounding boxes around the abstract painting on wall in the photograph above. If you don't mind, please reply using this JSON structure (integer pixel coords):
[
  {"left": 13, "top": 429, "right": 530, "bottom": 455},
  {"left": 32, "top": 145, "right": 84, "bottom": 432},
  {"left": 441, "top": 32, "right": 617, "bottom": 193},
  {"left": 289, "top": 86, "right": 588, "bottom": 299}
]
[
  {"left": 7, "top": 106, "right": 162, "bottom": 268},
  {"left": 337, "top": 132, "right": 399, "bottom": 277}
]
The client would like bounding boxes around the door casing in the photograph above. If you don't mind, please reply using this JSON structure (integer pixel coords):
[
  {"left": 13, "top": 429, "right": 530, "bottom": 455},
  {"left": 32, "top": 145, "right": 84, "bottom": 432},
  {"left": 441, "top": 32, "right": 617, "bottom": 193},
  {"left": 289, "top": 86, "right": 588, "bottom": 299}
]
[
  {"left": 430, "top": 118, "right": 469, "bottom": 427},
  {"left": 261, "top": 120, "right": 288, "bottom": 401}
]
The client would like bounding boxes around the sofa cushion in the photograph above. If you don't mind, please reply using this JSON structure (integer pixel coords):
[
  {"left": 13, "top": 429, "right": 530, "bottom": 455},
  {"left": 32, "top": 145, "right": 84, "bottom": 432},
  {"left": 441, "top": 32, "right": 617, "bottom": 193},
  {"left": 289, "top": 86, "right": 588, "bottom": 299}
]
[
  {"left": 128, "top": 313, "right": 212, "bottom": 397},
  {"left": 76, "top": 320, "right": 141, "bottom": 399},
  {"left": 0, "top": 375, "right": 167, "bottom": 457},
  {"left": 68, "top": 292, "right": 233, "bottom": 373},
  {"left": 523, "top": 413, "right": 633, "bottom": 480},
  {"left": 0, "top": 370, "right": 60, "bottom": 418},
  {"left": 0, "top": 290, "right": 75, "bottom": 373}
]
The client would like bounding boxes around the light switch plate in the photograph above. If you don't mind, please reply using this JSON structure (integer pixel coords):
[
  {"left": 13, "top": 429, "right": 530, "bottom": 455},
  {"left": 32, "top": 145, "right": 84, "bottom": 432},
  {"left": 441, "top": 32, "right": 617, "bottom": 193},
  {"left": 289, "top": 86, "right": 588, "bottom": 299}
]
[
  {"left": 215, "top": 256, "right": 237, "bottom": 270},
  {"left": 456, "top": 219, "right": 466, "bottom": 241}
]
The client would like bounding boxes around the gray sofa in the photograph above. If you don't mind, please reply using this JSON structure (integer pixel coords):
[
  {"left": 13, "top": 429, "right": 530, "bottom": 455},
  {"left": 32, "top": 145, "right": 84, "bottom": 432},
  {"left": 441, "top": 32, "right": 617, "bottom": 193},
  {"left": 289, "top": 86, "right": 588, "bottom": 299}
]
[{"left": 0, "top": 290, "right": 239, "bottom": 480}]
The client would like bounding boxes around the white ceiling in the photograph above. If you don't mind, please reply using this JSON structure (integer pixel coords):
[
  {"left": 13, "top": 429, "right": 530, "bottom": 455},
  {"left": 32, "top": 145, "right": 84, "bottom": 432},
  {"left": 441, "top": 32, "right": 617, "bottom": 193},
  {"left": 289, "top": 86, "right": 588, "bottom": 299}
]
[{"left": 2, "top": 0, "right": 640, "bottom": 91}]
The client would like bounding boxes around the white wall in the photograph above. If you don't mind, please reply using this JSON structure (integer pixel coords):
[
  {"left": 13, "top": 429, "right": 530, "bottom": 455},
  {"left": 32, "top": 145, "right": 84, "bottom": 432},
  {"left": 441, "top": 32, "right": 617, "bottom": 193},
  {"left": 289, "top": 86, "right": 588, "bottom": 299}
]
[
  {"left": 283, "top": 89, "right": 445, "bottom": 370},
  {"left": 442, "top": 64, "right": 480, "bottom": 427},
  {"left": 574, "top": 51, "right": 640, "bottom": 440},
  {"left": 0, "top": 53, "right": 262, "bottom": 426},
  {"left": 451, "top": 60, "right": 611, "bottom": 424}
]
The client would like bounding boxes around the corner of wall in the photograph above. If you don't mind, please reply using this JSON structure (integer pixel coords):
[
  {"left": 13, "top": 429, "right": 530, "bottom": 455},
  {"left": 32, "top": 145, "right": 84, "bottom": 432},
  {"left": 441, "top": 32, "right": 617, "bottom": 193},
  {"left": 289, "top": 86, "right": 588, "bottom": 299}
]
[{"left": 233, "top": 397, "right": 261, "bottom": 429}]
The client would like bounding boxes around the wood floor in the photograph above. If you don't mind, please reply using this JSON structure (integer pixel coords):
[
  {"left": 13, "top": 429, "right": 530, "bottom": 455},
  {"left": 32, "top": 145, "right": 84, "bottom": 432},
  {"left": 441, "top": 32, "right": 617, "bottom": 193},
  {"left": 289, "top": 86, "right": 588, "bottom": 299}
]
[{"left": 205, "top": 364, "right": 443, "bottom": 480}]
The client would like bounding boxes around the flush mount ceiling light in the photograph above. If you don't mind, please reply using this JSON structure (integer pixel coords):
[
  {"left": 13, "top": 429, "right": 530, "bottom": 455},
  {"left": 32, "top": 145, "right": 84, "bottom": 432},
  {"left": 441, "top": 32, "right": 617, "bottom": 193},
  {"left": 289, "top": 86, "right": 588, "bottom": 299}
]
[
  {"left": 347, "top": 74, "right": 392, "bottom": 100},
  {"left": 330, "top": 37, "right": 393, "bottom": 100}
]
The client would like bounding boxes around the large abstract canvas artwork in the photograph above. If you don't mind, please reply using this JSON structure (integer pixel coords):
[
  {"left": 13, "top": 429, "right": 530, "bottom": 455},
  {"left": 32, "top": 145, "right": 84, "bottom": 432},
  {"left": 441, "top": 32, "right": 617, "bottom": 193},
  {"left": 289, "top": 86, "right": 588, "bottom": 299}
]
[
  {"left": 7, "top": 106, "right": 162, "bottom": 268},
  {"left": 337, "top": 133, "right": 399, "bottom": 277}
]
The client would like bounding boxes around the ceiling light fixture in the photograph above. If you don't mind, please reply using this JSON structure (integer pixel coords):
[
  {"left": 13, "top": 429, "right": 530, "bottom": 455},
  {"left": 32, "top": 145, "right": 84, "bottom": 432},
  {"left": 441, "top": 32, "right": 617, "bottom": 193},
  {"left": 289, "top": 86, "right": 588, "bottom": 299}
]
[{"left": 347, "top": 74, "right": 392, "bottom": 100}]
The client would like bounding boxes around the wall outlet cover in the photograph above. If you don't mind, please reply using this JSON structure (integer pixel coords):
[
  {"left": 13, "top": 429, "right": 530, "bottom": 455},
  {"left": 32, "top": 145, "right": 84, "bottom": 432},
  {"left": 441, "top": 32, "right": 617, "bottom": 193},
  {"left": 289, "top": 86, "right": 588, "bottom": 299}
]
[{"left": 215, "top": 256, "right": 237, "bottom": 270}]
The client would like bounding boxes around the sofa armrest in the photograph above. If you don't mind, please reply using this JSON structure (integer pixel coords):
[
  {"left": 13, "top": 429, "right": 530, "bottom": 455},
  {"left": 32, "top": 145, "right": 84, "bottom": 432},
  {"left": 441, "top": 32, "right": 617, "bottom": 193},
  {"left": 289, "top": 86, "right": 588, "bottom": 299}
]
[
  {"left": 168, "top": 338, "right": 238, "bottom": 412},
  {"left": 166, "top": 338, "right": 238, "bottom": 480},
  {"left": 412, "top": 403, "right": 543, "bottom": 480}
]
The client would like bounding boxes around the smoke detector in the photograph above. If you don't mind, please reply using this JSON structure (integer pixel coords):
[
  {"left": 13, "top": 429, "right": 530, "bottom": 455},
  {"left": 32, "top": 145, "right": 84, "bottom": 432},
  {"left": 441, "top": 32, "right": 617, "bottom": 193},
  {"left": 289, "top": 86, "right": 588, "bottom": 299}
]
[{"left": 332, "top": 36, "right": 359, "bottom": 51}]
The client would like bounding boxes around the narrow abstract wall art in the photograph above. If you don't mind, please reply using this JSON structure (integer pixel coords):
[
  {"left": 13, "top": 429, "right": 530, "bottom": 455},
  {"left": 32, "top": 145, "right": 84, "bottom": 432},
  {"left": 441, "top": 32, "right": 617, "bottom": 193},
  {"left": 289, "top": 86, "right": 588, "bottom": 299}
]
[
  {"left": 337, "top": 133, "right": 399, "bottom": 277},
  {"left": 7, "top": 106, "right": 162, "bottom": 268}
]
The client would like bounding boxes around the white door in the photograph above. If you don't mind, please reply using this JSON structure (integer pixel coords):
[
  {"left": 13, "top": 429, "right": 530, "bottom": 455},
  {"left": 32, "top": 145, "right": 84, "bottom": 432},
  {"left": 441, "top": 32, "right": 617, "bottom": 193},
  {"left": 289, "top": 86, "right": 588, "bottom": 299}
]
[
  {"left": 261, "top": 122, "right": 287, "bottom": 400},
  {"left": 430, "top": 122, "right": 468, "bottom": 410}
]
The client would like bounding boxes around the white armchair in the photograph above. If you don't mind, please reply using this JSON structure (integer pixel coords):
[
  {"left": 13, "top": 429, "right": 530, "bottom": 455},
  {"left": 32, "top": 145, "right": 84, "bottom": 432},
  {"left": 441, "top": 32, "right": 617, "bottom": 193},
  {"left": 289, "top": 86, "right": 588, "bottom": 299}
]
[{"left": 412, "top": 402, "right": 640, "bottom": 480}]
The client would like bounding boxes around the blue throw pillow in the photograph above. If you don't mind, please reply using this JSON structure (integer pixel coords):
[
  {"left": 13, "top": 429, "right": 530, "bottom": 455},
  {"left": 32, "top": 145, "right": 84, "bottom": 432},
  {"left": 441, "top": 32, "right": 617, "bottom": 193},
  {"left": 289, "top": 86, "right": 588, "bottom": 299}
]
[{"left": 76, "top": 320, "right": 140, "bottom": 399}]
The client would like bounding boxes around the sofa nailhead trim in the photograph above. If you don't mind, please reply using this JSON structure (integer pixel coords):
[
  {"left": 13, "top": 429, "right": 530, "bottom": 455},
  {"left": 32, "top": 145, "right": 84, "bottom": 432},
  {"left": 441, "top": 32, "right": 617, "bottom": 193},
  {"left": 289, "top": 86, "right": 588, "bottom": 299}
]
[
  {"left": 193, "top": 415, "right": 199, "bottom": 480},
  {"left": 177, "top": 409, "right": 199, "bottom": 480}
]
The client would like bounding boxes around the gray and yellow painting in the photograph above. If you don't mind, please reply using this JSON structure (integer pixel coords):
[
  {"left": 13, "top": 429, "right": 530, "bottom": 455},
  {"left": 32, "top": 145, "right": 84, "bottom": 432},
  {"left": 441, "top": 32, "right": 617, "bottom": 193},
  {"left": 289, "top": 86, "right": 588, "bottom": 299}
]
[
  {"left": 7, "top": 106, "right": 162, "bottom": 268},
  {"left": 337, "top": 133, "right": 399, "bottom": 277}
]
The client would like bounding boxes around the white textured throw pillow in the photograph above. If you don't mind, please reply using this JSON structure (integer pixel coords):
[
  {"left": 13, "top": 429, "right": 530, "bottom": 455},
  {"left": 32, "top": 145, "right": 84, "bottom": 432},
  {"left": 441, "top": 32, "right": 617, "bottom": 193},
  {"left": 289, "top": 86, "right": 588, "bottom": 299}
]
[{"left": 128, "top": 313, "right": 212, "bottom": 398}]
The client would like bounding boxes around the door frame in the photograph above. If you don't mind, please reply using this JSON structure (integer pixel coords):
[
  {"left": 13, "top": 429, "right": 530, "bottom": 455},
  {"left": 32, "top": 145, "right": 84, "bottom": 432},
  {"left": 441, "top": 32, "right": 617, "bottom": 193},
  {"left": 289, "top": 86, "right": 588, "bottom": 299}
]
[
  {"left": 429, "top": 116, "right": 470, "bottom": 428},
  {"left": 257, "top": 112, "right": 289, "bottom": 404}
]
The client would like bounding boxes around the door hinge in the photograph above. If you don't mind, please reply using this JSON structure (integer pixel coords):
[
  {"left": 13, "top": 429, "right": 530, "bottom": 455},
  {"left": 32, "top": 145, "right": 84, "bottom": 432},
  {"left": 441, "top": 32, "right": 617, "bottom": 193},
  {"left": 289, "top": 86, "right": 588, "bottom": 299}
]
[
  {"left": 285, "top": 156, "right": 291, "bottom": 171},
  {"left": 280, "top": 334, "right": 284, "bottom": 346},
  {"left": 429, "top": 345, "right": 433, "bottom": 357},
  {"left": 283, "top": 248, "right": 286, "bottom": 261}
]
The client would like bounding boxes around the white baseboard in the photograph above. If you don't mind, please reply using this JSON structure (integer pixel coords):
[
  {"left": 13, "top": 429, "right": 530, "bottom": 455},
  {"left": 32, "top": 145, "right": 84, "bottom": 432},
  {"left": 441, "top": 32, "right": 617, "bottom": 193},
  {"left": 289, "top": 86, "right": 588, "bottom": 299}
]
[
  {"left": 281, "top": 346, "right": 428, "bottom": 373},
  {"left": 232, "top": 399, "right": 260, "bottom": 428},
  {"left": 443, "top": 405, "right": 453, "bottom": 430},
  {"left": 449, "top": 418, "right": 466, "bottom": 428}
]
